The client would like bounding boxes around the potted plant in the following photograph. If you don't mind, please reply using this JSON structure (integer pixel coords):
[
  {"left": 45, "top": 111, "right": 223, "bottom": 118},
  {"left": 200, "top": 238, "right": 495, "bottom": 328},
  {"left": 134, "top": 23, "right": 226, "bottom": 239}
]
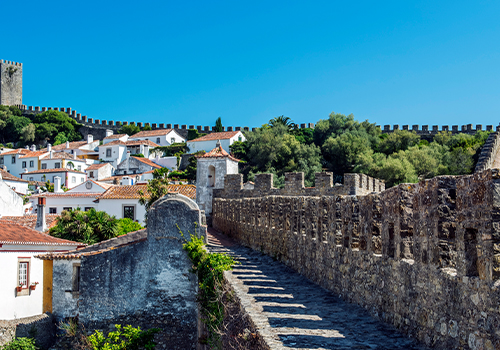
[
  {"left": 30, "top": 282, "right": 39, "bottom": 290},
  {"left": 16, "top": 283, "right": 23, "bottom": 292}
]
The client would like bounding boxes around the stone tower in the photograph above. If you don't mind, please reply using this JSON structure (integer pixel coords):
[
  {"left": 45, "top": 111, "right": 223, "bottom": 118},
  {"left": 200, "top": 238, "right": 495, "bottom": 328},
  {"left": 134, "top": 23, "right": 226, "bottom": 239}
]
[
  {"left": 196, "top": 140, "right": 239, "bottom": 214},
  {"left": 0, "top": 60, "right": 23, "bottom": 106}
]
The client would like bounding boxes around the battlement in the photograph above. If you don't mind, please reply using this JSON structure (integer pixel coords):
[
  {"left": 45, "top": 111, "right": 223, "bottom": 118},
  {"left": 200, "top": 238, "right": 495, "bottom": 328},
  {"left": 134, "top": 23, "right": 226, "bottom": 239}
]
[
  {"left": 0, "top": 60, "right": 23, "bottom": 67},
  {"left": 216, "top": 172, "right": 384, "bottom": 199},
  {"left": 378, "top": 123, "right": 499, "bottom": 134}
]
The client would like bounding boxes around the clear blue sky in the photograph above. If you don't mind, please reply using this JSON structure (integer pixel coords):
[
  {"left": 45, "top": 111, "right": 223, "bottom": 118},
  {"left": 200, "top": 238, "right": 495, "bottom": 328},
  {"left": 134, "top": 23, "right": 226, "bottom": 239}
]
[{"left": 3, "top": 1, "right": 500, "bottom": 129}]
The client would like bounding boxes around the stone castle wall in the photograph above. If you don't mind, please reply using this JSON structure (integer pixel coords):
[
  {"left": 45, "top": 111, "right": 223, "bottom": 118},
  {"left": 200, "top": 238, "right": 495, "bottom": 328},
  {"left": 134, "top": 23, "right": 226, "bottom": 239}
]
[
  {"left": 213, "top": 170, "right": 500, "bottom": 349},
  {"left": 0, "top": 60, "right": 22, "bottom": 106},
  {"left": 475, "top": 131, "right": 500, "bottom": 173}
]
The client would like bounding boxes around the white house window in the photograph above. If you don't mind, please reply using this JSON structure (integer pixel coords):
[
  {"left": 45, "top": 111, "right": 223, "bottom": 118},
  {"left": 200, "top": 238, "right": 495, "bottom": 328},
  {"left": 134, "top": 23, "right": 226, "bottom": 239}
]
[
  {"left": 238, "top": 136, "right": 242, "bottom": 141},
  {"left": 55, "top": 162, "right": 61, "bottom": 168},
  {"left": 11, "top": 156, "right": 16, "bottom": 164},
  {"left": 29, "top": 160, "right": 34, "bottom": 167},
  {"left": 72, "top": 176, "right": 76, "bottom": 183},
  {"left": 106, "top": 149, "right": 112, "bottom": 157},
  {"left": 208, "top": 165, "right": 215, "bottom": 187},
  {"left": 22, "top": 161, "right": 26, "bottom": 168},
  {"left": 156, "top": 137, "right": 161, "bottom": 144},
  {"left": 19, "top": 262, "right": 28, "bottom": 287},
  {"left": 63, "top": 207, "right": 72, "bottom": 211},
  {"left": 171, "top": 137, "right": 175, "bottom": 144},
  {"left": 81, "top": 178, "right": 84, "bottom": 183},
  {"left": 78, "top": 165, "right": 82, "bottom": 171},
  {"left": 123, "top": 206, "right": 135, "bottom": 220},
  {"left": 89, "top": 171, "right": 94, "bottom": 178},
  {"left": 29, "top": 177, "right": 34, "bottom": 181},
  {"left": 49, "top": 207, "right": 57, "bottom": 214},
  {"left": 0, "top": 157, "right": 4, "bottom": 165},
  {"left": 41, "top": 163, "right": 47, "bottom": 169}
]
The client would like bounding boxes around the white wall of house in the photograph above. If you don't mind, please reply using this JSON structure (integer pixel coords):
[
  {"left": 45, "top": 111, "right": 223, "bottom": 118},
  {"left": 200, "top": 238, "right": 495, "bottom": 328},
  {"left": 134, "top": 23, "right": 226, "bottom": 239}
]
[
  {"left": 129, "top": 130, "right": 185, "bottom": 147},
  {"left": 0, "top": 154, "right": 25, "bottom": 178},
  {"left": 4, "top": 179, "right": 29, "bottom": 195},
  {"left": 187, "top": 131, "right": 245, "bottom": 154},
  {"left": 27, "top": 196, "right": 98, "bottom": 215},
  {"left": 149, "top": 156, "right": 177, "bottom": 170},
  {"left": 19, "top": 156, "right": 41, "bottom": 174},
  {"left": 21, "top": 172, "right": 87, "bottom": 189},
  {"left": 98, "top": 144, "right": 127, "bottom": 168},
  {"left": 103, "top": 135, "right": 129, "bottom": 145},
  {"left": 0, "top": 179, "right": 23, "bottom": 217},
  {"left": 98, "top": 199, "right": 146, "bottom": 225}
]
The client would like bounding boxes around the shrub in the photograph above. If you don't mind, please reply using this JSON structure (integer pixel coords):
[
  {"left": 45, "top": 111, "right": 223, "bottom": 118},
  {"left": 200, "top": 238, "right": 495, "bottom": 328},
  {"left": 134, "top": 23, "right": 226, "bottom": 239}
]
[
  {"left": 0, "top": 337, "right": 38, "bottom": 350},
  {"left": 87, "top": 324, "right": 160, "bottom": 350}
]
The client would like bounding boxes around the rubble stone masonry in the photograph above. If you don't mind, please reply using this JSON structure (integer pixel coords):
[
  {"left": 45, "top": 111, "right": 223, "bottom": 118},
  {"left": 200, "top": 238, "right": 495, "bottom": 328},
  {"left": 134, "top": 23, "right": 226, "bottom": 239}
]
[{"left": 213, "top": 170, "right": 500, "bottom": 349}]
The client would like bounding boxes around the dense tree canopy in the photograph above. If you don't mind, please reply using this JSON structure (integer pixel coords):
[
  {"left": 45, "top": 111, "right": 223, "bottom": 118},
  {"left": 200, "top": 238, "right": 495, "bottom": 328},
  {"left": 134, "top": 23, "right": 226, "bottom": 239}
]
[{"left": 231, "top": 113, "right": 490, "bottom": 188}]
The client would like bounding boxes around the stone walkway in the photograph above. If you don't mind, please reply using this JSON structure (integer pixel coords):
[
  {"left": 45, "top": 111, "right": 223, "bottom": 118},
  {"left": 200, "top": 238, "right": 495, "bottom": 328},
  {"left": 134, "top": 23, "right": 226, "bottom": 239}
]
[{"left": 207, "top": 229, "right": 428, "bottom": 350}]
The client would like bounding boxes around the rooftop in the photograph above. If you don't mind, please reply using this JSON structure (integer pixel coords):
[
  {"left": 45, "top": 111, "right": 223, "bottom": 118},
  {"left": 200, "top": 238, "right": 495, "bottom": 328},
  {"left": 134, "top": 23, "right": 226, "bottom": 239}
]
[
  {"left": 0, "top": 222, "right": 82, "bottom": 246},
  {"left": 0, "top": 214, "right": 60, "bottom": 230},
  {"left": 21, "top": 168, "right": 86, "bottom": 175},
  {"left": 1, "top": 149, "right": 31, "bottom": 156},
  {"left": 85, "top": 163, "right": 111, "bottom": 171},
  {"left": 189, "top": 131, "right": 240, "bottom": 142},
  {"left": 99, "top": 184, "right": 196, "bottom": 200},
  {"left": 104, "top": 134, "right": 128, "bottom": 140},
  {"left": 132, "top": 156, "right": 163, "bottom": 169},
  {"left": 0, "top": 169, "right": 29, "bottom": 182},
  {"left": 19, "top": 150, "right": 48, "bottom": 159},
  {"left": 130, "top": 129, "right": 174, "bottom": 138},
  {"left": 197, "top": 145, "right": 240, "bottom": 162}
]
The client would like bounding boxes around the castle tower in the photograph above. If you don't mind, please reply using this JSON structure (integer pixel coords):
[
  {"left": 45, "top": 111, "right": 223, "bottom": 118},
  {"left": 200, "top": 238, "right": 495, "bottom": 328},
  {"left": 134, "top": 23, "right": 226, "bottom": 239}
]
[
  {"left": 0, "top": 60, "right": 23, "bottom": 106},
  {"left": 196, "top": 140, "right": 240, "bottom": 214}
]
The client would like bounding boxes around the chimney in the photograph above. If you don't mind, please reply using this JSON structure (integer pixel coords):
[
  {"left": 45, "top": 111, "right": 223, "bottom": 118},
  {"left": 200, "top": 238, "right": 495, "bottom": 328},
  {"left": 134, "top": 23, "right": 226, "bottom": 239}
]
[
  {"left": 47, "top": 143, "right": 52, "bottom": 153},
  {"left": 25, "top": 145, "right": 29, "bottom": 150},
  {"left": 66, "top": 141, "right": 70, "bottom": 149},
  {"left": 50, "top": 151, "right": 53, "bottom": 159},
  {"left": 87, "top": 134, "right": 93, "bottom": 144},
  {"left": 120, "top": 176, "right": 132, "bottom": 186},
  {"left": 54, "top": 176, "right": 63, "bottom": 193},
  {"left": 35, "top": 197, "right": 47, "bottom": 232},
  {"left": 73, "top": 152, "right": 77, "bottom": 159},
  {"left": 31, "top": 144, "right": 36, "bottom": 152},
  {"left": 105, "top": 129, "right": 113, "bottom": 138},
  {"left": 24, "top": 168, "right": 28, "bottom": 173}
]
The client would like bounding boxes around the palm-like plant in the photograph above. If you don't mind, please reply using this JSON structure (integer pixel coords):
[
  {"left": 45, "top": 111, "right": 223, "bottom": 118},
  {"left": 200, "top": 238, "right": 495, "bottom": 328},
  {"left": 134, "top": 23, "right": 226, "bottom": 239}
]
[{"left": 268, "top": 115, "right": 296, "bottom": 130}]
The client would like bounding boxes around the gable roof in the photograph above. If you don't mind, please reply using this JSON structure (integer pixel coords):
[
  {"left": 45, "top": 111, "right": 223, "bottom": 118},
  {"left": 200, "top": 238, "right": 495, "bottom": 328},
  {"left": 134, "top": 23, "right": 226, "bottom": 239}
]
[
  {"left": 132, "top": 156, "right": 162, "bottom": 169},
  {"left": 130, "top": 129, "right": 174, "bottom": 138},
  {"left": 66, "top": 179, "right": 115, "bottom": 192},
  {"left": 85, "top": 163, "right": 111, "bottom": 171},
  {"left": 0, "top": 169, "right": 29, "bottom": 182},
  {"left": 125, "top": 140, "right": 160, "bottom": 147},
  {"left": 21, "top": 168, "right": 86, "bottom": 175},
  {"left": 0, "top": 214, "right": 60, "bottom": 230},
  {"left": 99, "top": 184, "right": 196, "bottom": 200},
  {"left": 19, "top": 150, "right": 48, "bottom": 159},
  {"left": 100, "top": 140, "right": 127, "bottom": 147},
  {"left": 197, "top": 145, "right": 240, "bottom": 162},
  {"left": 41, "top": 152, "right": 81, "bottom": 160},
  {"left": 37, "top": 229, "right": 147, "bottom": 260},
  {"left": 189, "top": 131, "right": 240, "bottom": 142},
  {"left": 0, "top": 222, "right": 82, "bottom": 246},
  {"left": 104, "top": 133, "right": 128, "bottom": 140},
  {"left": 0, "top": 149, "right": 31, "bottom": 156},
  {"left": 42, "top": 141, "right": 89, "bottom": 151}
]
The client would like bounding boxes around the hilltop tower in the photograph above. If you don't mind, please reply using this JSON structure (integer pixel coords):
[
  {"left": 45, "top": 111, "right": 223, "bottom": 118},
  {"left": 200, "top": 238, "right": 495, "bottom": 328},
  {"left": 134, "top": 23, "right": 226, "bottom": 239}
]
[{"left": 0, "top": 60, "right": 23, "bottom": 106}]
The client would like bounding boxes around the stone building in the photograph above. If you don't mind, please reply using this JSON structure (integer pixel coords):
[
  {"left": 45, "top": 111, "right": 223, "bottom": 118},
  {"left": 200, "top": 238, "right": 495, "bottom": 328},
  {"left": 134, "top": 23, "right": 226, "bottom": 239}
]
[
  {"left": 0, "top": 60, "right": 22, "bottom": 106},
  {"left": 38, "top": 193, "right": 206, "bottom": 350},
  {"left": 195, "top": 142, "right": 239, "bottom": 214}
]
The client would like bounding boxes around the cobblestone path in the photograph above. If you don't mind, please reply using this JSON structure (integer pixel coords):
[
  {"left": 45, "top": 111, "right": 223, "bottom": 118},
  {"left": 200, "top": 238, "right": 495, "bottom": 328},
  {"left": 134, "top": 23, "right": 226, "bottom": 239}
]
[{"left": 207, "top": 229, "right": 428, "bottom": 350}]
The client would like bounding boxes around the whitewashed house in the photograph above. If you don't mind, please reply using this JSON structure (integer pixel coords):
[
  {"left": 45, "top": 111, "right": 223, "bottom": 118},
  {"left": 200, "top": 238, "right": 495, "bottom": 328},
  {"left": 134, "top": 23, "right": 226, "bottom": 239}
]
[
  {"left": 21, "top": 168, "right": 87, "bottom": 189},
  {"left": 115, "top": 155, "right": 163, "bottom": 176},
  {"left": 0, "top": 148, "right": 31, "bottom": 178},
  {"left": 0, "top": 199, "right": 82, "bottom": 320},
  {"left": 0, "top": 174, "right": 24, "bottom": 217},
  {"left": 0, "top": 168, "right": 30, "bottom": 195},
  {"left": 187, "top": 131, "right": 245, "bottom": 154},
  {"left": 129, "top": 129, "right": 185, "bottom": 147},
  {"left": 102, "top": 130, "right": 129, "bottom": 145},
  {"left": 85, "top": 163, "right": 114, "bottom": 181}
]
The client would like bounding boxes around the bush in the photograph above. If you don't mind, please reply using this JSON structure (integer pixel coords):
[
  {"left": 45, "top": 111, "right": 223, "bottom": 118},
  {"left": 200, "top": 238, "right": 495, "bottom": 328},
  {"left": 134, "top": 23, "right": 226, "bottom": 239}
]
[
  {"left": 0, "top": 337, "right": 38, "bottom": 350},
  {"left": 116, "top": 218, "right": 144, "bottom": 236},
  {"left": 88, "top": 324, "right": 160, "bottom": 350}
]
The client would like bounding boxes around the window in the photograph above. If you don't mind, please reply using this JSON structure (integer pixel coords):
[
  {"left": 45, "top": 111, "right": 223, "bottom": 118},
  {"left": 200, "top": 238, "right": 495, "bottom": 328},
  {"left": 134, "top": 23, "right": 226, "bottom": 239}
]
[
  {"left": 11, "top": 156, "right": 15, "bottom": 164},
  {"left": 123, "top": 206, "right": 135, "bottom": 220},
  {"left": 171, "top": 137, "right": 175, "bottom": 144},
  {"left": 41, "top": 163, "right": 47, "bottom": 169},
  {"left": 63, "top": 207, "right": 72, "bottom": 211},
  {"left": 0, "top": 157, "right": 4, "bottom": 165},
  {"left": 22, "top": 161, "right": 26, "bottom": 168},
  {"left": 156, "top": 137, "right": 161, "bottom": 144},
  {"left": 29, "top": 160, "right": 34, "bottom": 167},
  {"left": 55, "top": 162, "right": 61, "bottom": 168},
  {"left": 208, "top": 165, "right": 215, "bottom": 187},
  {"left": 77, "top": 165, "right": 81, "bottom": 171},
  {"left": 106, "top": 149, "right": 112, "bottom": 157},
  {"left": 29, "top": 177, "right": 33, "bottom": 181},
  {"left": 238, "top": 136, "right": 242, "bottom": 141},
  {"left": 89, "top": 171, "right": 94, "bottom": 178},
  {"left": 72, "top": 176, "right": 76, "bottom": 183},
  {"left": 84, "top": 207, "right": 92, "bottom": 211},
  {"left": 49, "top": 207, "right": 57, "bottom": 214},
  {"left": 72, "top": 264, "right": 81, "bottom": 293},
  {"left": 17, "top": 258, "right": 30, "bottom": 296},
  {"left": 81, "top": 178, "right": 84, "bottom": 183}
]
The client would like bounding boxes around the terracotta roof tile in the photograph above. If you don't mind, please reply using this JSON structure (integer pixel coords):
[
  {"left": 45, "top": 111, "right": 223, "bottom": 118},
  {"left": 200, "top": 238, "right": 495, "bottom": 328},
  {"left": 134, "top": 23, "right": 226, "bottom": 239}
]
[
  {"left": 126, "top": 140, "right": 160, "bottom": 147},
  {"left": 197, "top": 146, "right": 240, "bottom": 162},
  {"left": 131, "top": 129, "right": 174, "bottom": 137},
  {"left": 21, "top": 168, "right": 86, "bottom": 175},
  {"left": 19, "top": 151, "right": 48, "bottom": 159},
  {"left": 41, "top": 152, "right": 79, "bottom": 160},
  {"left": 0, "top": 214, "right": 60, "bottom": 230},
  {"left": 104, "top": 134, "right": 127, "bottom": 139},
  {"left": 42, "top": 141, "right": 88, "bottom": 151},
  {"left": 99, "top": 184, "right": 196, "bottom": 200},
  {"left": 189, "top": 131, "right": 240, "bottom": 142},
  {"left": 132, "top": 156, "right": 162, "bottom": 169},
  {"left": 30, "top": 192, "right": 100, "bottom": 198},
  {"left": 0, "top": 222, "right": 82, "bottom": 246},
  {"left": 100, "top": 140, "right": 126, "bottom": 147},
  {"left": 1, "top": 149, "right": 31, "bottom": 156},
  {"left": 85, "top": 163, "right": 110, "bottom": 171},
  {"left": 0, "top": 169, "right": 29, "bottom": 182}
]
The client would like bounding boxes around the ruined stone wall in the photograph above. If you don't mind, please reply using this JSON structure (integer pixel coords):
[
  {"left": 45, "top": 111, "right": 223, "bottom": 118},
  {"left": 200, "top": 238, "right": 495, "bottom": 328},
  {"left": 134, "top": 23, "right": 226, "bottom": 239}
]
[
  {"left": 213, "top": 170, "right": 500, "bottom": 349},
  {"left": 475, "top": 131, "right": 500, "bottom": 173},
  {"left": 0, "top": 60, "right": 22, "bottom": 106},
  {"left": 0, "top": 313, "right": 55, "bottom": 348}
]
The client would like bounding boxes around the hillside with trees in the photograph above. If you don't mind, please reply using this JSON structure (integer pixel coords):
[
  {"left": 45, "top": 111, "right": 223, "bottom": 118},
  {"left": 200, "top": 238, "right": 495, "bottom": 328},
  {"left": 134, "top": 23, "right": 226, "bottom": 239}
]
[{"left": 231, "top": 113, "right": 490, "bottom": 188}]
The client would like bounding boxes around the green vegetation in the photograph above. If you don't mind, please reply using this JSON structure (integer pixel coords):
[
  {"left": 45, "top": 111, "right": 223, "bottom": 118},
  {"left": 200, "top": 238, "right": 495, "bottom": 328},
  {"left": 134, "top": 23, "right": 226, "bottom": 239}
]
[
  {"left": 214, "top": 117, "right": 223, "bottom": 132},
  {"left": 88, "top": 324, "right": 160, "bottom": 350},
  {"left": 183, "top": 234, "right": 236, "bottom": 348},
  {"left": 0, "top": 337, "right": 38, "bottom": 350},
  {"left": 41, "top": 180, "right": 68, "bottom": 192},
  {"left": 187, "top": 128, "right": 206, "bottom": 141},
  {"left": 118, "top": 124, "right": 140, "bottom": 136},
  {"left": 234, "top": 113, "right": 491, "bottom": 188},
  {"left": 50, "top": 208, "right": 144, "bottom": 244}
]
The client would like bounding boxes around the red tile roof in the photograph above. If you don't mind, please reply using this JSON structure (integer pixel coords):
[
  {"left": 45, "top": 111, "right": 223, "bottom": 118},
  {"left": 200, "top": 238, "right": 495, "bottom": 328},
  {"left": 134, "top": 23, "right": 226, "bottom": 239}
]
[
  {"left": 131, "top": 129, "right": 174, "bottom": 138},
  {"left": 85, "top": 163, "right": 110, "bottom": 171},
  {"left": 197, "top": 145, "right": 240, "bottom": 162},
  {"left": 1, "top": 149, "right": 30, "bottom": 156},
  {"left": 0, "top": 222, "right": 82, "bottom": 246},
  {"left": 21, "top": 168, "right": 85, "bottom": 175},
  {"left": 100, "top": 140, "right": 127, "bottom": 147},
  {"left": 43, "top": 141, "right": 89, "bottom": 151},
  {"left": 0, "top": 169, "right": 29, "bottom": 182},
  {"left": 41, "top": 152, "right": 79, "bottom": 160},
  {"left": 19, "top": 151, "right": 48, "bottom": 159},
  {"left": 0, "top": 215, "right": 60, "bottom": 230},
  {"left": 99, "top": 184, "right": 196, "bottom": 200},
  {"left": 132, "top": 157, "right": 162, "bottom": 169},
  {"left": 126, "top": 140, "right": 160, "bottom": 147},
  {"left": 104, "top": 134, "right": 128, "bottom": 139},
  {"left": 30, "top": 192, "right": 100, "bottom": 198},
  {"left": 189, "top": 131, "right": 240, "bottom": 142}
]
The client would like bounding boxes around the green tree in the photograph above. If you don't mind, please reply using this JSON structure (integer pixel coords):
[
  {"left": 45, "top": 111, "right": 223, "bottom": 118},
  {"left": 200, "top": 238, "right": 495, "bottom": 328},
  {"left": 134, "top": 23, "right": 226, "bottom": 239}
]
[
  {"left": 141, "top": 124, "right": 152, "bottom": 131},
  {"left": 187, "top": 128, "right": 206, "bottom": 140},
  {"left": 20, "top": 123, "right": 36, "bottom": 144},
  {"left": 268, "top": 115, "right": 296, "bottom": 130},
  {"left": 229, "top": 140, "right": 247, "bottom": 160},
  {"left": 214, "top": 117, "right": 223, "bottom": 132},
  {"left": 116, "top": 218, "right": 144, "bottom": 236},
  {"left": 377, "top": 130, "right": 421, "bottom": 155},
  {"left": 53, "top": 132, "right": 68, "bottom": 146},
  {"left": 31, "top": 110, "right": 82, "bottom": 144},
  {"left": 118, "top": 124, "right": 140, "bottom": 136}
]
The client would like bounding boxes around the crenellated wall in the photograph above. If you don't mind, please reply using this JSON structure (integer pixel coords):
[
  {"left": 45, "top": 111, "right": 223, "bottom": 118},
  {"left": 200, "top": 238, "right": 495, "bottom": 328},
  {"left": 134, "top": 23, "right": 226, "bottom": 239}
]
[
  {"left": 475, "top": 131, "right": 500, "bottom": 173},
  {"left": 213, "top": 169, "right": 500, "bottom": 349}
]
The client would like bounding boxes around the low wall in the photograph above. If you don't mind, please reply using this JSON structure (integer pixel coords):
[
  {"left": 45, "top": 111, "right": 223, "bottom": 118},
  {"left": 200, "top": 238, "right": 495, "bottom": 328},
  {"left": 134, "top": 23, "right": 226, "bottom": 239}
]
[
  {"left": 213, "top": 170, "right": 500, "bottom": 349},
  {"left": 475, "top": 131, "right": 500, "bottom": 172},
  {"left": 0, "top": 313, "right": 55, "bottom": 348}
]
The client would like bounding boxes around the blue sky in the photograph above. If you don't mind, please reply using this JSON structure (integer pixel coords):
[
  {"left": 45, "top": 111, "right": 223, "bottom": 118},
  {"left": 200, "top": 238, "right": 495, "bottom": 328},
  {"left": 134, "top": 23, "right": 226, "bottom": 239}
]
[{"left": 3, "top": 1, "right": 500, "bottom": 129}]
